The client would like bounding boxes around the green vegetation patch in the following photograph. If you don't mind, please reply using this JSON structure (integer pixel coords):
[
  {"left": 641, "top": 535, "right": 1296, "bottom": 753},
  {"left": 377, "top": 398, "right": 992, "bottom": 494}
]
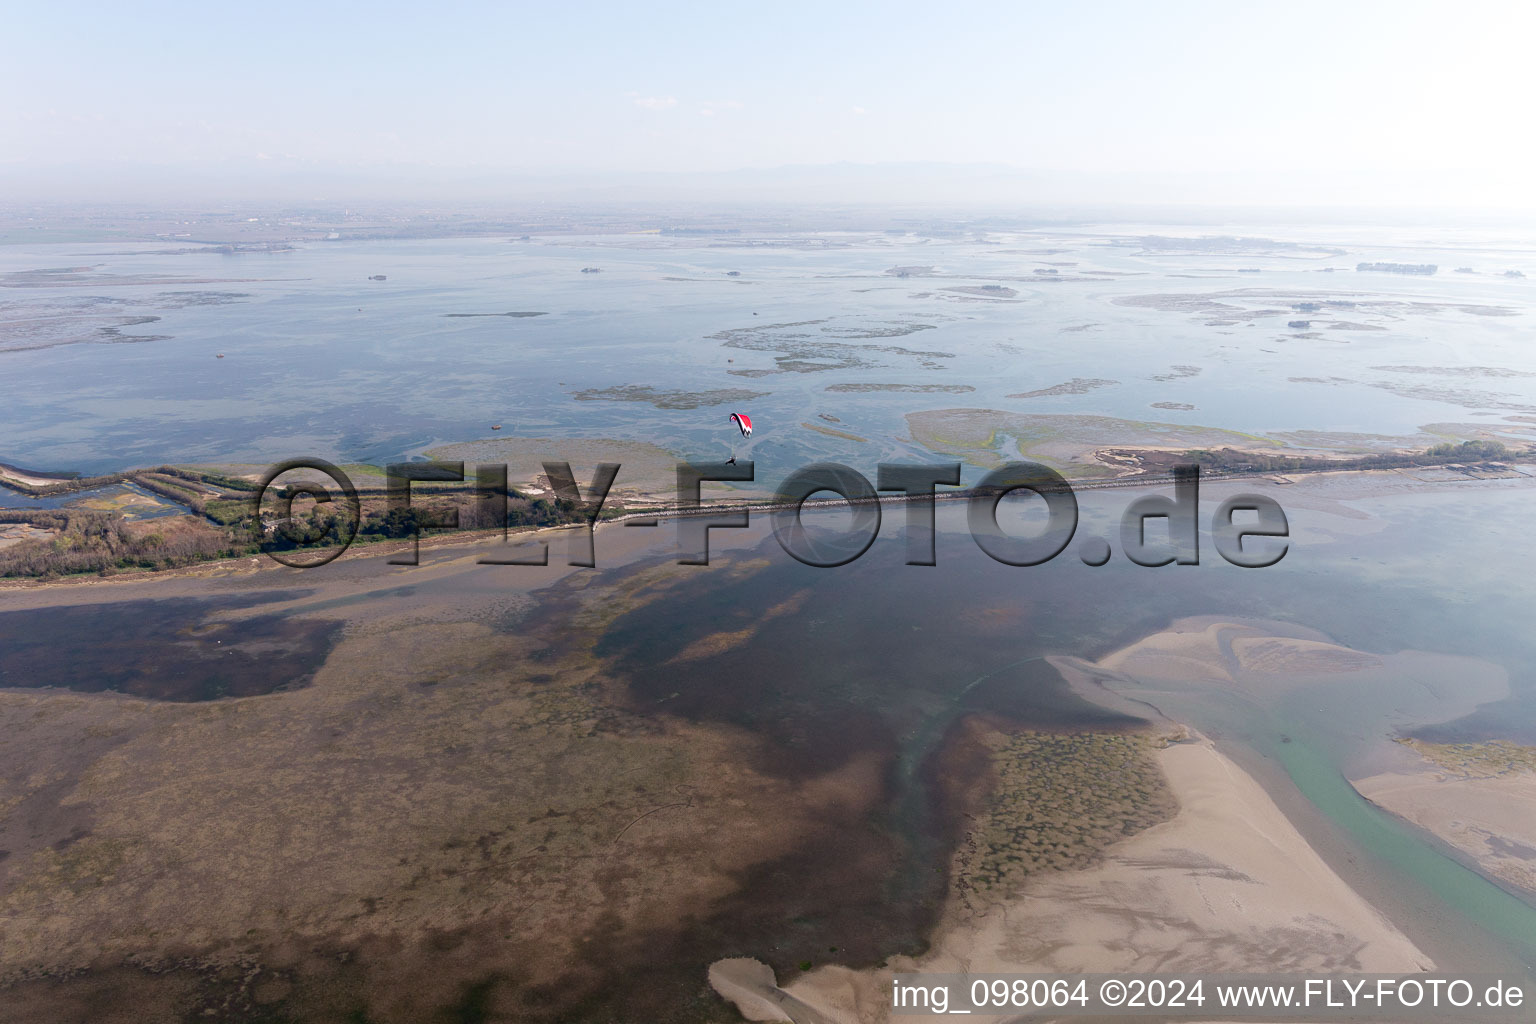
[
  {"left": 800, "top": 422, "right": 869, "bottom": 443},
  {"left": 906, "top": 409, "right": 1278, "bottom": 474},
  {"left": 963, "top": 731, "right": 1178, "bottom": 895},
  {"left": 1398, "top": 737, "right": 1536, "bottom": 778},
  {"left": 571, "top": 385, "right": 767, "bottom": 410}
]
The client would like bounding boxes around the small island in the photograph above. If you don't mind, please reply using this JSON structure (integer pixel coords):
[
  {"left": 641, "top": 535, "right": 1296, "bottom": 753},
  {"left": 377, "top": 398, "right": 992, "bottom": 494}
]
[{"left": 1358, "top": 262, "right": 1437, "bottom": 275}]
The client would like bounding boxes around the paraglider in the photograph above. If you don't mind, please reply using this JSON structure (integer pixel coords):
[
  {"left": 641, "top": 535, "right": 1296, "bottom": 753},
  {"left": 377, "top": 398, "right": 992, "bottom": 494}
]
[{"left": 726, "top": 412, "right": 753, "bottom": 465}]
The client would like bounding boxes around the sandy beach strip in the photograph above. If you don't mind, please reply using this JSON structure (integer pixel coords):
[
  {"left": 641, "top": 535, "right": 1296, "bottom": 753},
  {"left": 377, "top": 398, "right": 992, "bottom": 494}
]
[
  {"left": 0, "top": 463, "right": 77, "bottom": 488},
  {"left": 1355, "top": 758, "right": 1536, "bottom": 897}
]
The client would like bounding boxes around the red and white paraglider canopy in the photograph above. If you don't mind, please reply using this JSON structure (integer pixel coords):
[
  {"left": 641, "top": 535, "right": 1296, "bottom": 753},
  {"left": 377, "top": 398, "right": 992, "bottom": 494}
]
[{"left": 730, "top": 412, "right": 752, "bottom": 438}]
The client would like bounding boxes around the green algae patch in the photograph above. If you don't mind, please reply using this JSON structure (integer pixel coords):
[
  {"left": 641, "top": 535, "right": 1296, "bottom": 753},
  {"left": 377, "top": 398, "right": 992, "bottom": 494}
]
[
  {"left": 426, "top": 436, "right": 683, "bottom": 497},
  {"left": 958, "top": 729, "right": 1179, "bottom": 896},
  {"left": 801, "top": 422, "right": 870, "bottom": 443},
  {"left": 905, "top": 408, "right": 1282, "bottom": 473}
]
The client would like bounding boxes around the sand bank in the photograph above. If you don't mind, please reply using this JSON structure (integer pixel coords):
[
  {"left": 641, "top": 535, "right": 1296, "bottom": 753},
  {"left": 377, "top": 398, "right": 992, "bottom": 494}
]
[
  {"left": 1051, "top": 617, "right": 1509, "bottom": 740},
  {"left": 1355, "top": 744, "right": 1536, "bottom": 897}
]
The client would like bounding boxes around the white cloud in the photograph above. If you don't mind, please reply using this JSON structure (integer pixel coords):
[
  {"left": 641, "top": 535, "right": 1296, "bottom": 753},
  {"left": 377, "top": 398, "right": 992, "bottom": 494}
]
[
  {"left": 631, "top": 95, "right": 678, "bottom": 110},
  {"left": 851, "top": 106, "right": 867, "bottom": 116}
]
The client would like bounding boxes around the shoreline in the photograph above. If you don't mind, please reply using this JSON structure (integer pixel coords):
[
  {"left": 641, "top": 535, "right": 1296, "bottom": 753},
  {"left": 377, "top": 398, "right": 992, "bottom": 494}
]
[
  {"left": 4, "top": 444, "right": 1530, "bottom": 503},
  {"left": 1354, "top": 744, "right": 1536, "bottom": 903},
  {"left": 712, "top": 731, "right": 1434, "bottom": 1024},
  {"left": 0, "top": 521, "right": 586, "bottom": 592},
  {"left": 8, "top": 454, "right": 1536, "bottom": 588}
]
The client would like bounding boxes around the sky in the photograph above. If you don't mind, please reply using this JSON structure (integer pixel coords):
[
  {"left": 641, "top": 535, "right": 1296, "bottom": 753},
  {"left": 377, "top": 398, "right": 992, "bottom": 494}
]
[{"left": 5, "top": 0, "right": 1535, "bottom": 208}]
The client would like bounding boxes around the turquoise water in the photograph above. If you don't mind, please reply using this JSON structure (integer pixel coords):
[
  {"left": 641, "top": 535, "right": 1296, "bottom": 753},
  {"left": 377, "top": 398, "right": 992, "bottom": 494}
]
[{"left": 1274, "top": 733, "right": 1536, "bottom": 968}]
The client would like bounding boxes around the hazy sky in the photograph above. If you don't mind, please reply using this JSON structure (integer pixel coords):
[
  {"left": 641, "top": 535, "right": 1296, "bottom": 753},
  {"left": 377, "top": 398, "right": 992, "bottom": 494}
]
[{"left": 6, "top": 1, "right": 1534, "bottom": 206}]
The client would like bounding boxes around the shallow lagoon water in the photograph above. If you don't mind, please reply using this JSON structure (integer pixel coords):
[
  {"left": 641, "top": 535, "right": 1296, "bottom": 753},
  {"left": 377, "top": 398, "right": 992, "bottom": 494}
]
[
  {"left": 2, "top": 227, "right": 1534, "bottom": 480},
  {"left": 0, "top": 591, "right": 338, "bottom": 700}
]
